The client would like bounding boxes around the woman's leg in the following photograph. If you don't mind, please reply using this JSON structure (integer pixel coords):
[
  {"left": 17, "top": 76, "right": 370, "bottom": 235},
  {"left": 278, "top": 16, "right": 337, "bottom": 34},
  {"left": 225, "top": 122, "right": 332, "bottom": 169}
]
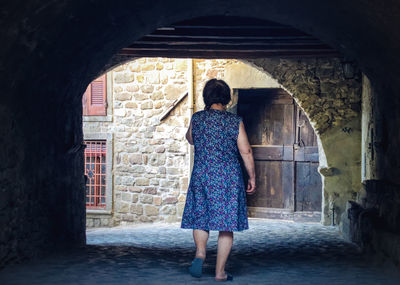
[
  {"left": 193, "top": 229, "right": 209, "bottom": 260},
  {"left": 215, "top": 231, "right": 233, "bottom": 279}
]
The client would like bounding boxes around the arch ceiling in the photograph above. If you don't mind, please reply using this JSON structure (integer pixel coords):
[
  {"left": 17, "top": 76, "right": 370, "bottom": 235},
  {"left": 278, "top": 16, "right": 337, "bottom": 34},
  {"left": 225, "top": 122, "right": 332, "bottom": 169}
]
[{"left": 119, "top": 16, "right": 340, "bottom": 59}]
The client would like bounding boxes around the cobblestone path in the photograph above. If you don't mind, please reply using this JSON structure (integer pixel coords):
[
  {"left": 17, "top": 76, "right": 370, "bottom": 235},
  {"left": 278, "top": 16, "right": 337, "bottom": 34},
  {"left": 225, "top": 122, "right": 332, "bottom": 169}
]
[{"left": 1, "top": 219, "right": 399, "bottom": 284}]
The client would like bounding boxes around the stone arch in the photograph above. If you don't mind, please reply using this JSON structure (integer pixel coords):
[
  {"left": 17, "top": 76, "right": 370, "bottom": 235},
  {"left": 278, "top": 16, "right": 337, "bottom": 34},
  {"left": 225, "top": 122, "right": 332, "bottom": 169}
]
[
  {"left": 106, "top": 57, "right": 358, "bottom": 226},
  {"left": 1, "top": 0, "right": 399, "bottom": 267},
  {"left": 189, "top": 59, "right": 361, "bottom": 225},
  {"left": 244, "top": 58, "right": 362, "bottom": 226},
  {"left": 87, "top": 58, "right": 334, "bottom": 226}
]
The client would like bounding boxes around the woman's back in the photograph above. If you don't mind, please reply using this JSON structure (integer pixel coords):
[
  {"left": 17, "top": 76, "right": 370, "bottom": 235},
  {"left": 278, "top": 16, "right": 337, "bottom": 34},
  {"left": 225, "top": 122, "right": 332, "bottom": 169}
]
[{"left": 191, "top": 109, "right": 242, "bottom": 165}]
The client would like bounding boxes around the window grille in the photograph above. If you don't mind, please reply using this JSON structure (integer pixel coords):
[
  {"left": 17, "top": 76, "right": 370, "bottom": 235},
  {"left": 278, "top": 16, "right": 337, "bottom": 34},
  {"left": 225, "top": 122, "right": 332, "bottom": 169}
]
[{"left": 84, "top": 140, "right": 107, "bottom": 209}]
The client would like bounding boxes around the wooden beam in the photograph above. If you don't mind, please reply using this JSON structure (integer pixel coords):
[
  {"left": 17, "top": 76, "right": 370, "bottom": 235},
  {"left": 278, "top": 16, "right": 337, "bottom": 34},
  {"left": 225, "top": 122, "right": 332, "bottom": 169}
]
[
  {"left": 173, "top": 16, "right": 286, "bottom": 27},
  {"left": 166, "top": 25, "right": 292, "bottom": 30},
  {"left": 124, "top": 44, "right": 335, "bottom": 51},
  {"left": 117, "top": 49, "right": 341, "bottom": 59},
  {"left": 143, "top": 34, "right": 315, "bottom": 40},
  {"left": 120, "top": 15, "right": 340, "bottom": 59},
  {"left": 132, "top": 38, "right": 324, "bottom": 45},
  {"left": 121, "top": 15, "right": 340, "bottom": 59},
  {"left": 159, "top": 92, "right": 188, "bottom": 121},
  {"left": 149, "top": 27, "right": 310, "bottom": 38}
]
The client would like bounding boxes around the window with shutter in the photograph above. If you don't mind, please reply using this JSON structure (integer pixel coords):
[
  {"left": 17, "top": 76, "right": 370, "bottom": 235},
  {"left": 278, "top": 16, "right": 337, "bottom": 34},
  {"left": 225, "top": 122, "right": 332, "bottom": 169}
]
[{"left": 82, "top": 74, "right": 107, "bottom": 116}]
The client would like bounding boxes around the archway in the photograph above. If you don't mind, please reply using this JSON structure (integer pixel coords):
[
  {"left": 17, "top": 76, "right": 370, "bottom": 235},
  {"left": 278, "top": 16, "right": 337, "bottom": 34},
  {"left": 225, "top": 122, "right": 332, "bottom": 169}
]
[
  {"left": 98, "top": 15, "right": 363, "bottom": 227},
  {"left": 82, "top": 55, "right": 360, "bottom": 229},
  {"left": 244, "top": 58, "right": 361, "bottom": 227},
  {"left": 1, "top": 0, "right": 399, "bottom": 269}
]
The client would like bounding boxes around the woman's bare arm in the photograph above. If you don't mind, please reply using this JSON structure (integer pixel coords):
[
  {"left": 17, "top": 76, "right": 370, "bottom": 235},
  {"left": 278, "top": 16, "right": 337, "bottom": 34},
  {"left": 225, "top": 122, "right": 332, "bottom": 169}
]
[
  {"left": 237, "top": 121, "right": 256, "bottom": 194},
  {"left": 186, "top": 118, "right": 194, "bottom": 145}
]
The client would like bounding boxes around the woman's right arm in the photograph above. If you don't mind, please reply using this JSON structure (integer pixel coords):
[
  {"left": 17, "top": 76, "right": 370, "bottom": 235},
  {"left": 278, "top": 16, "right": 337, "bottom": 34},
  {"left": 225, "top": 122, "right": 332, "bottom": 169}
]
[{"left": 237, "top": 121, "right": 256, "bottom": 195}]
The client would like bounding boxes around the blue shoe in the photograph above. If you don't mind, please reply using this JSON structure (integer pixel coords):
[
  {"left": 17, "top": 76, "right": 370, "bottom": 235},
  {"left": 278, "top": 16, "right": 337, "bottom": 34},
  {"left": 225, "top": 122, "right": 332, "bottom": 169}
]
[{"left": 188, "top": 257, "right": 204, "bottom": 278}]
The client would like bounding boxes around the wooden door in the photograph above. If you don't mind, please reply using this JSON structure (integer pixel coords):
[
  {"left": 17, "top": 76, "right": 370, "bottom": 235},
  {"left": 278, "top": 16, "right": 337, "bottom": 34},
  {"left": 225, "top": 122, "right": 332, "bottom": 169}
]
[
  {"left": 294, "top": 107, "right": 322, "bottom": 212},
  {"left": 237, "top": 88, "right": 322, "bottom": 220}
]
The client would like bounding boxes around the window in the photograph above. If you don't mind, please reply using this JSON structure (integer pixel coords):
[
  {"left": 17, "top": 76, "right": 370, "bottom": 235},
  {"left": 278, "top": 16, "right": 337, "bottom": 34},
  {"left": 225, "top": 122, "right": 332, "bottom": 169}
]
[
  {"left": 84, "top": 140, "right": 107, "bottom": 209},
  {"left": 82, "top": 73, "right": 113, "bottom": 121},
  {"left": 82, "top": 74, "right": 107, "bottom": 116},
  {"left": 83, "top": 134, "right": 113, "bottom": 214}
]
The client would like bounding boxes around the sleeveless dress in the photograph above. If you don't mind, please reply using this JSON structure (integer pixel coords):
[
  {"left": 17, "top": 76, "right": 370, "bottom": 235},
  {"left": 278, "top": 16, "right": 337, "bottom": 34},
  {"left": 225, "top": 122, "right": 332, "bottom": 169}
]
[{"left": 180, "top": 109, "right": 249, "bottom": 231}]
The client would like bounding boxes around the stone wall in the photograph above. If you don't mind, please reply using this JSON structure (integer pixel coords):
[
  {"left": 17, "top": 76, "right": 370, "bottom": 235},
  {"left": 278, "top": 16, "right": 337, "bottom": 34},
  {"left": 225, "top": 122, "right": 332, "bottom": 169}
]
[
  {"left": 84, "top": 58, "right": 190, "bottom": 226},
  {"left": 343, "top": 75, "right": 400, "bottom": 268},
  {"left": 0, "top": 105, "right": 37, "bottom": 267},
  {"left": 0, "top": 76, "right": 87, "bottom": 269},
  {"left": 246, "top": 58, "right": 361, "bottom": 134},
  {"left": 193, "top": 59, "right": 280, "bottom": 111},
  {"left": 246, "top": 58, "right": 362, "bottom": 226}
]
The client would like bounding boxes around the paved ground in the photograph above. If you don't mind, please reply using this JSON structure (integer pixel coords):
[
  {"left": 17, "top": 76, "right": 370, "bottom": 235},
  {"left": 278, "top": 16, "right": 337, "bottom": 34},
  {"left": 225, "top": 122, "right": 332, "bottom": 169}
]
[{"left": 1, "top": 218, "right": 400, "bottom": 284}]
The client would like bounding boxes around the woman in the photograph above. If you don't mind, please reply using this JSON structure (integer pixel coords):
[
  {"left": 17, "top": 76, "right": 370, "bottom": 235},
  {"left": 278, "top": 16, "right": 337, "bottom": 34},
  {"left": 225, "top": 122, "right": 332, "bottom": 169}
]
[{"left": 180, "top": 78, "right": 256, "bottom": 282}]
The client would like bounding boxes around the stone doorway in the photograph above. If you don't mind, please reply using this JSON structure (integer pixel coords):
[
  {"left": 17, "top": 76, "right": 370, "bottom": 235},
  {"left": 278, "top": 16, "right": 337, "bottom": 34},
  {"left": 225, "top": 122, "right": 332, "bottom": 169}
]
[{"left": 237, "top": 88, "right": 322, "bottom": 222}]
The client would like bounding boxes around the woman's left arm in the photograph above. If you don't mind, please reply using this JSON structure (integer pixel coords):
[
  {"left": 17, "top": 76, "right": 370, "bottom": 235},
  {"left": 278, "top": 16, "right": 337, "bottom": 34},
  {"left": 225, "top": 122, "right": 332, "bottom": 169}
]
[{"left": 185, "top": 118, "right": 194, "bottom": 145}]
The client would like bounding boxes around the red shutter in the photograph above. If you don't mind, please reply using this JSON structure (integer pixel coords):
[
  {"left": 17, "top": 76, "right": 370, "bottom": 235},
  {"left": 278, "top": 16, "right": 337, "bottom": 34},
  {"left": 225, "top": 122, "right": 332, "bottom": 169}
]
[{"left": 82, "top": 74, "right": 107, "bottom": 116}]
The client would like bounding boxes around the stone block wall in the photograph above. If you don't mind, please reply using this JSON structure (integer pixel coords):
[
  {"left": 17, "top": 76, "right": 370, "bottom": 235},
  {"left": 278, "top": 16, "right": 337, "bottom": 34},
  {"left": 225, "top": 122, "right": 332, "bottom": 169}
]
[
  {"left": 246, "top": 58, "right": 361, "bottom": 134},
  {"left": 346, "top": 180, "right": 400, "bottom": 268},
  {"left": 84, "top": 58, "right": 190, "bottom": 226},
  {"left": 193, "top": 58, "right": 282, "bottom": 111},
  {"left": 193, "top": 59, "right": 232, "bottom": 111}
]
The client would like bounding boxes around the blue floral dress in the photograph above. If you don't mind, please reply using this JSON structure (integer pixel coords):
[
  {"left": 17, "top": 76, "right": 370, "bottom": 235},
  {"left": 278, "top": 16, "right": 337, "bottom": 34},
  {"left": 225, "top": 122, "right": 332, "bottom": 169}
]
[{"left": 180, "top": 109, "right": 249, "bottom": 231}]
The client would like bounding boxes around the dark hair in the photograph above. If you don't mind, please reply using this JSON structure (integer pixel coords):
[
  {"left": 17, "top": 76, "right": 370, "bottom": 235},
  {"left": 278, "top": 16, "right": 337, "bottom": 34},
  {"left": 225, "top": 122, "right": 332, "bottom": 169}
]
[{"left": 202, "top": 79, "right": 231, "bottom": 110}]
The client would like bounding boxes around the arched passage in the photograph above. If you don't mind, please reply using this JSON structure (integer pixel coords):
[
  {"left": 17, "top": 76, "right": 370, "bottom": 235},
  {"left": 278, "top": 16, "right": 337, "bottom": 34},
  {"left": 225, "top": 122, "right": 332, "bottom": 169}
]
[
  {"left": 192, "top": 59, "right": 336, "bottom": 224},
  {"left": 83, "top": 58, "right": 328, "bottom": 226},
  {"left": 1, "top": 0, "right": 400, "bottom": 269},
  {"left": 244, "top": 58, "right": 362, "bottom": 226},
  {"left": 85, "top": 57, "right": 360, "bottom": 228}
]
